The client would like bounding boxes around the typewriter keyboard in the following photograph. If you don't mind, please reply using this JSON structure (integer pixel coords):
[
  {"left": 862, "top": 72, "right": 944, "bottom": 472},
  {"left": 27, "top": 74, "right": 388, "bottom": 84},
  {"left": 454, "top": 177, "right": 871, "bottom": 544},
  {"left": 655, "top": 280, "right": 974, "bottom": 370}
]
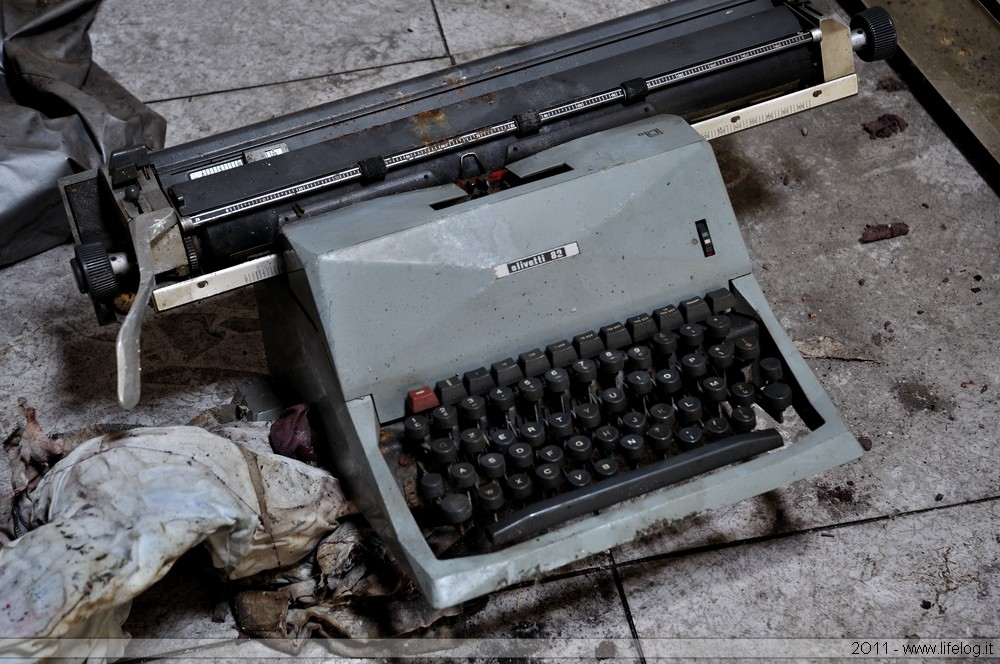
[{"left": 391, "top": 287, "right": 794, "bottom": 550}]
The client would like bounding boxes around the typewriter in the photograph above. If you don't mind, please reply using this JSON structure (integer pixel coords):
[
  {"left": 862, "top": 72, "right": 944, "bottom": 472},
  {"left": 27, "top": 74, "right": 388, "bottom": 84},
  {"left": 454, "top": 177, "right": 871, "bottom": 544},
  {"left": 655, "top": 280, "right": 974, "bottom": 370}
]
[{"left": 60, "top": 1, "right": 895, "bottom": 607}]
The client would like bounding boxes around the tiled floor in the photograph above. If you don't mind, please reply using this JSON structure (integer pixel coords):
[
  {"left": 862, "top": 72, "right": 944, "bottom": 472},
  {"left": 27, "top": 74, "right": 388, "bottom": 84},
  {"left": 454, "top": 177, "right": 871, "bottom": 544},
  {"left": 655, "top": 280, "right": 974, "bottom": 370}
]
[{"left": 2, "top": 0, "right": 998, "bottom": 661}]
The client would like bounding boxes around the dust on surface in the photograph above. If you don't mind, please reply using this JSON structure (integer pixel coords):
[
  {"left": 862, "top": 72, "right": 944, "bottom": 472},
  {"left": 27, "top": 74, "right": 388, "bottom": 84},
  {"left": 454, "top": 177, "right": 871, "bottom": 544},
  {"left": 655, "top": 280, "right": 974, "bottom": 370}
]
[{"left": 895, "top": 378, "right": 954, "bottom": 417}]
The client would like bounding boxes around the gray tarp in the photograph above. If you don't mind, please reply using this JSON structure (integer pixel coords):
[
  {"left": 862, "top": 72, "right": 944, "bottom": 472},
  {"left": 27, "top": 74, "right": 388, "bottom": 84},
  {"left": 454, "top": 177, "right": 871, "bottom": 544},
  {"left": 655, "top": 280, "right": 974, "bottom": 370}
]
[{"left": 0, "top": 0, "right": 165, "bottom": 266}]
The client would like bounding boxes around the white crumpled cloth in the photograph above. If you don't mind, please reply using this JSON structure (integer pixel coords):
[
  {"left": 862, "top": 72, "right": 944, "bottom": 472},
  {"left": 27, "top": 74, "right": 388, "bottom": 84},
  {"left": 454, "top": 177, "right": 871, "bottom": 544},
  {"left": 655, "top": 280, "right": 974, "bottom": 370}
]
[{"left": 0, "top": 426, "right": 348, "bottom": 661}]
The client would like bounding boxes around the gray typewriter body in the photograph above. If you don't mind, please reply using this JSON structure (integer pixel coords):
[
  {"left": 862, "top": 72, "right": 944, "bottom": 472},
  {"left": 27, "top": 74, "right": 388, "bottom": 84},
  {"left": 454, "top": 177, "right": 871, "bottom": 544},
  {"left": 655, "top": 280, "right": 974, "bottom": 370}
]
[
  {"left": 58, "top": 0, "right": 896, "bottom": 609},
  {"left": 257, "top": 115, "right": 861, "bottom": 608}
]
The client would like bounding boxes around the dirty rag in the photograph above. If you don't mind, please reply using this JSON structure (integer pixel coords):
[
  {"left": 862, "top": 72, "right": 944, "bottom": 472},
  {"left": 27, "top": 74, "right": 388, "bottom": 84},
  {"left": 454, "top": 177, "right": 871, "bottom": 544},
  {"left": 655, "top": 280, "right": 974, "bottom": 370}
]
[{"left": 0, "top": 426, "right": 348, "bottom": 660}]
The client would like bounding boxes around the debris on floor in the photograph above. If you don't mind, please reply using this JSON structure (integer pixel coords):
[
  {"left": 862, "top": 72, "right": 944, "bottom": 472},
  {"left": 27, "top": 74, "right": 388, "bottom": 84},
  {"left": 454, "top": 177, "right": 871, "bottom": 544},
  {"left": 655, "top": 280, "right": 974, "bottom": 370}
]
[
  {"left": 0, "top": 403, "right": 469, "bottom": 662},
  {"left": 816, "top": 482, "right": 855, "bottom": 504},
  {"left": 269, "top": 403, "right": 319, "bottom": 463},
  {"left": 860, "top": 222, "right": 909, "bottom": 243},
  {"left": 862, "top": 113, "right": 908, "bottom": 139},
  {"left": 793, "top": 336, "right": 877, "bottom": 362}
]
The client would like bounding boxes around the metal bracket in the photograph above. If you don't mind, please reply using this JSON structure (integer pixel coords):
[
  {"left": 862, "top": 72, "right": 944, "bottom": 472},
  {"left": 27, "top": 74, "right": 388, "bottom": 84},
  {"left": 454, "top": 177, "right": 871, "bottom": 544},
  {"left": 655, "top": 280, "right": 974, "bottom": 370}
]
[
  {"left": 116, "top": 208, "right": 179, "bottom": 409},
  {"left": 691, "top": 74, "right": 858, "bottom": 140},
  {"left": 820, "top": 16, "right": 856, "bottom": 81},
  {"left": 151, "top": 253, "right": 285, "bottom": 311}
]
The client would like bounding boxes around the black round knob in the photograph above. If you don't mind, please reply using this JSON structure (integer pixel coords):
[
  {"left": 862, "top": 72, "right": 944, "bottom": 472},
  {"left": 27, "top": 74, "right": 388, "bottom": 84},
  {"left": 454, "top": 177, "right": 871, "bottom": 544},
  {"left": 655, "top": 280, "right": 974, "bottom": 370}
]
[
  {"left": 431, "top": 405, "right": 458, "bottom": 433},
  {"left": 701, "top": 376, "right": 728, "bottom": 403},
  {"left": 507, "top": 442, "right": 534, "bottom": 470},
  {"left": 678, "top": 323, "right": 704, "bottom": 348},
  {"left": 459, "top": 428, "right": 487, "bottom": 456},
  {"left": 440, "top": 493, "right": 472, "bottom": 524},
  {"left": 593, "top": 425, "right": 620, "bottom": 454},
  {"left": 762, "top": 382, "right": 794, "bottom": 415},
  {"left": 538, "top": 444, "right": 565, "bottom": 467},
  {"left": 708, "top": 343, "right": 735, "bottom": 371},
  {"left": 646, "top": 424, "right": 673, "bottom": 452},
  {"left": 600, "top": 387, "right": 627, "bottom": 415},
  {"left": 730, "top": 405, "right": 756, "bottom": 433},
  {"left": 534, "top": 463, "right": 562, "bottom": 491},
  {"left": 71, "top": 243, "right": 118, "bottom": 300},
  {"left": 760, "top": 357, "right": 784, "bottom": 383},
  {"left": 573, "top": 402, "right": 602, "bottom": 430},
  {"left": 734, "top": 336, "right": 760, "bottom": 362},
  {"left": 621, "top": 411, "right": 647, "bottom": 435},
  {"left": 655, "top": 368, "right": 683, "bottom": 398},
  {"left": 404, "top": 415, "right": 429, "bottom": 441},
  {"left": 705, "top": 315, "right": 731, "bottom": 340},
  {"left": 626, "top": 346, "right": 653, "bottom": 371},
  {"left": 545, "top": 411, "right": 574, "bottom": 438},
  {"left": 618, "top": 433, "right": 645, "bottom": 462},
  {"left": 677, "top": 426, "right": 703, "bottom": 450},
  {"left": 518, "top": 377, "right": 544, "bottom": 403},
  {"left": 488, "top": 386, "right": 515, "bottom": 411},
  {"left": 565, "top": 435, "right": 593, "bottom": 463},
  {"left": 851, "top": 7, "right": 896, "bottom": 62},
  {"left": 544, "top": 368, "right": 570, "bottom": 394},
  {"left": 676, "top": 395, "right": 703, "bottom": 424},
  {"left": 650, "top": 332, "right": 678, "bottom": 362},
  {"left": 479, "top": 452, "right": 507, "bottom": 479},
  {"left": 566, "top": 468, "right": 592, "bottom": 489},
  {"left": 649, "top": 402, "right": 675, "bottom": 427},
  {"left": 448, "top": 461, "right": 478, "bottom": 489},
  {"left": 430, "top": 438, "right": 458, "bottom": 465},
  {"left": 625, "top": 370, "right": 653, "bottom": 397},
  {"left": 597, "top": 349, "right": 625, "bottom": 376},
  {"left": 505, "top": 472, "right": 533, "bottom": 500},
  {"left": 592, "top": 457, "right": 618, "bottom": 480},
  {"left": 458, "top": 395, "right": 486, "bottom": 422},
  {"left": 490, "top": 429, "right": 516, "bottom": 454},
  {"left": 705, "top": 416, "right": 732, "bottom": 441},
  {"left": 680, "top": 352, "right": 708, "bottom": 379},
  {"left": 571, "top": 359, "right": 597, "bottom": 385},
  {"left": 730, "top": 381, "right": 757, "bottom": 407},
  {"left": 477, "top": 481, "right": 505, "bottom": 511},
  {"left": 518, "top": 421, "right": 545, "bottom": 447},
  {"left": 420, "top": 472, "right": 445, "bottom": 500}
]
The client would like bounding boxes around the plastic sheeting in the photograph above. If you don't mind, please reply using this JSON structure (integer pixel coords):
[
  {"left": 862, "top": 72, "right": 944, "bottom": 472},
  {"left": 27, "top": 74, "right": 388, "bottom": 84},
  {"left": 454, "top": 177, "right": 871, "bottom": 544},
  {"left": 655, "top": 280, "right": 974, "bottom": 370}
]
[
  {"left": 0, "top": 0, "right": 165, "bottom": 266},
  {"left": 0, "top": 426, "right": 349, "bottom": 661}
]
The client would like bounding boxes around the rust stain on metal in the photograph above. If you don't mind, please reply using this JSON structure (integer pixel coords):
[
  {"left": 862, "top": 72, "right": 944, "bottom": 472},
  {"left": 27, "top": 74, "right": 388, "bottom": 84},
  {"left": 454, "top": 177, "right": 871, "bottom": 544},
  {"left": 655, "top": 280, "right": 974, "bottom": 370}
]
[
  {"left": 414, "top": 109, "right": 447, "bottom": 124},
  {"left": 411, "top": 109, "right": 452, "bottom": 141}
]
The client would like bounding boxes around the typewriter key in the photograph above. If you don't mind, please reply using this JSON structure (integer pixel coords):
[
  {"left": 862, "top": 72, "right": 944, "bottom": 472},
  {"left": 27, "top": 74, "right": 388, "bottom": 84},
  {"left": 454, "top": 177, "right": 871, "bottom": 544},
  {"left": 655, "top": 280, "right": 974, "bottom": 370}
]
[
  {"left": 479, "top": 452, "right": 506, "bottom": 479},
  {"left": 440, "top": 493, "right": 472, "bottom": 525},
  {"left": 477, "top": 482, "right": 505, "bottom": 511},
  {"left": 566, "top": 468, "right": 592, "bottom": 489},
  {"left": 731, "top": 406, "right": 757, "bottom": 434},
  {"left": 505, "top": 473, "right": 533, "bottom": 500},
  {"left": 564, "top": 435, "right": 593, "bottom": 463}
]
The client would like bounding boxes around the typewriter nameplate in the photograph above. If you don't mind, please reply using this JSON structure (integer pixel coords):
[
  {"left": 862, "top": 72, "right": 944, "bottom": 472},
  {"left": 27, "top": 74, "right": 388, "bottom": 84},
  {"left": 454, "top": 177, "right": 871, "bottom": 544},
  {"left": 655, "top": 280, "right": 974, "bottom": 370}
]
[{"left": 493, "top": 242, "right": 580, "bottom": 279}]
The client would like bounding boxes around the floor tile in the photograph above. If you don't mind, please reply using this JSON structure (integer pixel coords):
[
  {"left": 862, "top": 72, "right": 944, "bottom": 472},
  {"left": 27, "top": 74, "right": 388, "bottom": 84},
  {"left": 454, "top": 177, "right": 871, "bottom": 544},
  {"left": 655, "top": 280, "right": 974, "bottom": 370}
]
[
  {"left": 435, "top": 0, "right": 665, "bottom": 60},
  {"left": 0, "top": 245, "right": 267, "bottom": 435},
  {"left": 89, "top": 0, "right": 446, "bottom": 101},
  {"left": 612, "top": 56, "right": 1000, "bottom": 564},
  {"left": 122, "top": 552, "right": 239, "bottom": 641},
  {"left": 619, "top": 500, "right": 1000, "bottom": 639},
  {"left": 3, "top": 0, "right": 999, "bottom": 656},
  {"left": 417, "top": 564, "right": 641, "bottom": 662}
]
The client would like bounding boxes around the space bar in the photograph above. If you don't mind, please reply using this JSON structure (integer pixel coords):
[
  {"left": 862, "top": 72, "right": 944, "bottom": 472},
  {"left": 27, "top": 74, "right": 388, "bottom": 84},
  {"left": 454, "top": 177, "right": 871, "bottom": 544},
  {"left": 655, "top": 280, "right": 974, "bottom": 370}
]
[{"left": 485, "top": 429, "right": 783, "bottom": 546}]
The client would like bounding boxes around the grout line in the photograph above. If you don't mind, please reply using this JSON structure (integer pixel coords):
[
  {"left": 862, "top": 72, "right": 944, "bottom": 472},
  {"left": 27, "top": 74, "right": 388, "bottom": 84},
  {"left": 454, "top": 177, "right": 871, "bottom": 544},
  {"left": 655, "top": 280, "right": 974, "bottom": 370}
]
[
  {"left": 610, "top": 551, "right": 647, "bottom": 664},
  {"left": 428, "top": 0, "right": 456, "bottom": 66},
  {"left": 615, "top": 493, "right": 1000, "bottom": 569},
  {"left": 473, "top": 493, "right": 1000, "bottom": 596},
  {"left": 141, "top": 56, "right": 451, "bottom": 105}
]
